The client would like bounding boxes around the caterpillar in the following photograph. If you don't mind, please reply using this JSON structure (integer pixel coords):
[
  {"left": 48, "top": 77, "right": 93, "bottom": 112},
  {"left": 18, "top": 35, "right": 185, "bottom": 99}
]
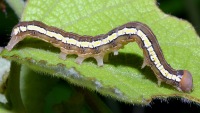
[{"left": 5, "top": 21, "right": 193, "bottom": 92}]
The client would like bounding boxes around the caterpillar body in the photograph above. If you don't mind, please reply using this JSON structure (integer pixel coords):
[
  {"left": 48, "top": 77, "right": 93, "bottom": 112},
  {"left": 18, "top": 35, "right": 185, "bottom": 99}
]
[{"left": 5, "top": 21, "right": 193, "bottom": 92}]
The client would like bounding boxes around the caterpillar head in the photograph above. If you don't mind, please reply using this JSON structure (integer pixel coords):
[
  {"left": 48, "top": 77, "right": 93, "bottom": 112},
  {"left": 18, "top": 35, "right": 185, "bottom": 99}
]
[{"left": 177, "top": 70, "right": 193, "bottom": 92}]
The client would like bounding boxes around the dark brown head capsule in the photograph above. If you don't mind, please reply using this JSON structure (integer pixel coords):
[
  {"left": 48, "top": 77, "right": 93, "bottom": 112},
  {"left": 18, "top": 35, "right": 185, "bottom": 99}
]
[{"left": 178, "top": 70, "right": 193, "bottom": 92}]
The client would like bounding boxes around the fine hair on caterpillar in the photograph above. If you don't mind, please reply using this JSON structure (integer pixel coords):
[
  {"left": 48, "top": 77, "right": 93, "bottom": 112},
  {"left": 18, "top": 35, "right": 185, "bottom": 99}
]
[{"left": 5, "top": 20, "right": 193, "bottom": 93}]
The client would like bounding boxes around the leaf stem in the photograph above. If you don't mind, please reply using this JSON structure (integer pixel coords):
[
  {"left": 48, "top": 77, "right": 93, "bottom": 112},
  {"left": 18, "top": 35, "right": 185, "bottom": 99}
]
[{"left": 6, "top": 62, "right": 26, "bottom": 113}]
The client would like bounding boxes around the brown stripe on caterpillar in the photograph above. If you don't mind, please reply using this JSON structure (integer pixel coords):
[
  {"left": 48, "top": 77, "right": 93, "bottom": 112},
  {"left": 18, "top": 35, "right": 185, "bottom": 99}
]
[{"left": 5, "top": 20, "right": 193, "bottom": 92}]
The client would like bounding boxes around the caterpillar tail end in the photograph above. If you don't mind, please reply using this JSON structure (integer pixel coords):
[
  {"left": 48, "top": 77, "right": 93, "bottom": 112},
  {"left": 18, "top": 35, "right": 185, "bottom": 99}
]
[{"left": 5, "top": 36, "right": 20, "bottom": 51}]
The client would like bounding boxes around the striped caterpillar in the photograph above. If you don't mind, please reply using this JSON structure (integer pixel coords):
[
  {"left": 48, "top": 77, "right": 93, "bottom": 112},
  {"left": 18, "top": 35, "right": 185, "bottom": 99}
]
[{"left": 5, "top": 21, "right": 193, "bottom": 92}]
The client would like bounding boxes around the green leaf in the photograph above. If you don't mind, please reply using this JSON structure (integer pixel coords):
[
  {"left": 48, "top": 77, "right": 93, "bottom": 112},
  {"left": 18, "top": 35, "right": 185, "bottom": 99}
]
[
  {"left": 5, "top": 0, "right": 25, "bottom": 17},
  {"left": 1, "top": 0, "right": 200, "bottom": 106}
]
